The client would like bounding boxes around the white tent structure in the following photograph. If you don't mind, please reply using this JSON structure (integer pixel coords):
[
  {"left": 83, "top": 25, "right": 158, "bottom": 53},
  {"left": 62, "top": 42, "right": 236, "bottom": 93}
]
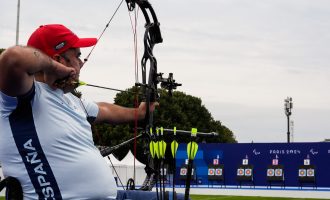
[
  {"left": 104, "top": 154, "right": 121, "bottom": 166},
  {"left": 106, "top": 151, "right": 146, "bottom": 187}
]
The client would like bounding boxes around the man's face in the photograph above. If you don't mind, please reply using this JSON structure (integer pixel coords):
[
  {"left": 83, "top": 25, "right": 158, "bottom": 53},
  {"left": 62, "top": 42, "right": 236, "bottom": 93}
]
[
  {"left": 54, "top": 48, "right": 83, "bottom": 93},
  {"left": 60, "top": 48, "right": 83, "bottom": 79}
]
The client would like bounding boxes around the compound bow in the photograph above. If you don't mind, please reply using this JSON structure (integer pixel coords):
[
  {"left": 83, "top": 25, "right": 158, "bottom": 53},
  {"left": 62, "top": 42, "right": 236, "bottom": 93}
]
[
  {"left": 125, "top": 0, "right": 181, "bottom": 192},
  {"left": 87, "top": 0, "right": 181, "bottom": 193}
]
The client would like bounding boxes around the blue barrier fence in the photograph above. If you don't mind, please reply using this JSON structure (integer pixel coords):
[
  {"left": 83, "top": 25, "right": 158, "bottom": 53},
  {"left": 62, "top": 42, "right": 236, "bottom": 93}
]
[{"left": 175, "top": 142, "right": 330, "bottom": 187}]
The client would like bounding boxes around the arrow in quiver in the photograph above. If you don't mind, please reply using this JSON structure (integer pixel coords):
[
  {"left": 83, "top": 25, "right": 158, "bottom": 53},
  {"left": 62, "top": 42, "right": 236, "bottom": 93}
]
[{"left": 184, "top": 128, "right": 198, "bottom": 200}]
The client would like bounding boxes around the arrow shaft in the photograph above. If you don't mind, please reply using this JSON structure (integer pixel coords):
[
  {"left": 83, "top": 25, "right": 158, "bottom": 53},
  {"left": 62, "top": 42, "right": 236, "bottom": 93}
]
[
  {"left": 184, "top": 160, "right": 194, "bottom": 200},
  {"left": 163, "top": 128, "right": 218, "bottom": 137},
  {"left": 86, "top": 84, "right": 128, "bottom": 93}
]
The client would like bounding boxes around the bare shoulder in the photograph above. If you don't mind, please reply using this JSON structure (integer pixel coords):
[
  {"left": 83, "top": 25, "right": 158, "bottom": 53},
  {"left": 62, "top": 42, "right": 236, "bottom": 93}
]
[
  {"left": 0, "top": 46, "right": 35, "bottom": 96},
  {"left": 0, "top": 46, "right": 21, "bottom": 66}
]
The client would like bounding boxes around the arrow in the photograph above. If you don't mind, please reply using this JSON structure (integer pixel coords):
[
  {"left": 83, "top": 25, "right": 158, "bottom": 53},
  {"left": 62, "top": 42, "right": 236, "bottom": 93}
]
[
  {"left": 170, "top": 127, "right": 179, "bottom": 200},
  {"left": 184, "top": 128, "right": 198, "bottom": 200}
]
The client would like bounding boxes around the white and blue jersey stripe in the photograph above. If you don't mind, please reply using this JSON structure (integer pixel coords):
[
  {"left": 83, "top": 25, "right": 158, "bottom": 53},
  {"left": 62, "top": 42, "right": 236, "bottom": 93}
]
[{"left": 0, "top": 81, "right": 117, "bottom": 199}]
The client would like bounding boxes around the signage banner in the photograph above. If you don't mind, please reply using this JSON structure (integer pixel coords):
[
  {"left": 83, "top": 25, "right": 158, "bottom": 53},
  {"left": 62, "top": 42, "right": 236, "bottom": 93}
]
[{"left": 175, "top": 142, "right": 330, "bottom": 187}]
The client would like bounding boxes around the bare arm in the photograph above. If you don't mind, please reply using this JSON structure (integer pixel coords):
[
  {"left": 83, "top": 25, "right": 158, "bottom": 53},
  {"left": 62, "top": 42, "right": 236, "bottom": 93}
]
[
  {"left": 0, "top": 46, "right": 75, "bottom": 96},
  {"left": 95, "top": 102, "right": 158, "bottom": 124}
]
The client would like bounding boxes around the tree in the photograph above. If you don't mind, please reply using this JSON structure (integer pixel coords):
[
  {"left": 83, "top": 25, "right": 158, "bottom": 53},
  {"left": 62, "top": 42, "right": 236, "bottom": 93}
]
[
  {"left": 90, "top": 87, "right": 236, "bottom": 161},
  {"left": 0, "top": 48, "right": 5, "bottom": 55}
]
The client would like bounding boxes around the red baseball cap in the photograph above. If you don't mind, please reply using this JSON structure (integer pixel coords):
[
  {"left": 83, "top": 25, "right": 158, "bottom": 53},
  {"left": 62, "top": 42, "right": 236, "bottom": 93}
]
[{"left": 27, "top": 24, "right": 97, "bottom": 57}]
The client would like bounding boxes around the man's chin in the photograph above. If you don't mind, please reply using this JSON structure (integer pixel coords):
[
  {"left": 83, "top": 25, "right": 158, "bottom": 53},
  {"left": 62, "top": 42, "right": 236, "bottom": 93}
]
[{"left": 60, "top": 78, "right": 79, "bottom": 94}]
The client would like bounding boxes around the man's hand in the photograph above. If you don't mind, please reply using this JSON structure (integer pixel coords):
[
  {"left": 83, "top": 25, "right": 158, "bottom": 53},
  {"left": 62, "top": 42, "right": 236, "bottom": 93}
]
[
  {"left": 138, "top": 102, "right": 159, "bottom": 120},
  {"left": 44, "top": 60, "right": 77, "bottom": 92}
]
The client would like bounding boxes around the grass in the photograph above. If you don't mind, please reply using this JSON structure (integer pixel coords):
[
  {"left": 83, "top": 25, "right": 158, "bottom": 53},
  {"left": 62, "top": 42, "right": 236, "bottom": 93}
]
[
  {"left": 0, "top": 195, "right": 325, "bottom": 200},
  {"left": 190, "top": 195, "right": 326, "bottom": 200}
]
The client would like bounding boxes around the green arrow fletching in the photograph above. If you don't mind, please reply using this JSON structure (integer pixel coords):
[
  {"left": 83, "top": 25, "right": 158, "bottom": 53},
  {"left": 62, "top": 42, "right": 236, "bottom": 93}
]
[
  {"left": 149, "top": 141, "right": 155, "bottom": 158},
  {"left": 154, "top": 141, "right": 160, "bottom": 159},
  {"left": 187, "top": 141, "right": 198, "bottom": 160},
  {"left": 159, "top": 140, "right": 167, "bottom": 158},
  {"left": 78, "top": 80, "right": 87, "bottom": 86},
  {"left": 171, "top": 140, "right": 179, "bottom": 158}
]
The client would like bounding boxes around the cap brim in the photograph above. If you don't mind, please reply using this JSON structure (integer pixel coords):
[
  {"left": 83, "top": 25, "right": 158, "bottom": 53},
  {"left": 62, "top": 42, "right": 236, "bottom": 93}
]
[{"left": 72, "top": 38, "right": 97, "bottom": 48}]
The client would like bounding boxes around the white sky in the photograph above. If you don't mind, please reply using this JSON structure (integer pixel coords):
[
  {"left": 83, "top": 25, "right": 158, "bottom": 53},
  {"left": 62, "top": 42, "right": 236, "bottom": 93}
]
[{"left": 1, "top": 0, "right": 330, "bottom": 143}]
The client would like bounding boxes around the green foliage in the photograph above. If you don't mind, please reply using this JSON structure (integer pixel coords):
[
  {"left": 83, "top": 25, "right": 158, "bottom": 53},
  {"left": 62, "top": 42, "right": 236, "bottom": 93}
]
[
  {"left": 91, "top": 87, "right": 236, "bottom": 162},
  {"left": 114, "top": 88, "right": 236, "bottom": 143},
  {"left": 0, "top": 48, "right": 5, "bottom": 55}
]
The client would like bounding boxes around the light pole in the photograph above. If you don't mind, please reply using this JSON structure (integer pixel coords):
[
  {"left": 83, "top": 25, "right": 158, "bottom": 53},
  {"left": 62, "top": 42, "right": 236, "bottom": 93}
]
[
  {"left": 16, "top": 0, "right": 21, "bottom": 45},
  {"left": 284, "top": 97, "right": 293, "bottom": 143},
  {"left": 290, "top": 120, "right": 294, "bottom": 142}
]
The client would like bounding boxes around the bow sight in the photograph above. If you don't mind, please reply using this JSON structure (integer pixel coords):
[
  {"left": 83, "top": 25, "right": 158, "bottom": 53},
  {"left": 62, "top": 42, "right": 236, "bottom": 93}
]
[
  {"left": 135, "top": 72, "right": 182, "bottom": 99},
  {"left": 159, "top": 73, "right": 182, "bottom": 96}
]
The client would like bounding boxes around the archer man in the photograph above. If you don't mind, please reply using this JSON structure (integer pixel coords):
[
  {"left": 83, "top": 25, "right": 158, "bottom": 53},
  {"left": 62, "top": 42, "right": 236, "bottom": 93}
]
[{"left": 0, "top": 24, "right": 156, "bottom": 199}]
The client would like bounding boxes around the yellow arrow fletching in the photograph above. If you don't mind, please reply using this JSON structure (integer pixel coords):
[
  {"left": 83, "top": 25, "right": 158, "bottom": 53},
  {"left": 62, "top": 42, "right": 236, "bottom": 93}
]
[
  {"left": 159, "top": 140, "right": 167, "bottom": 158},
  {"left": 149, "top": 142, "right": 155, "bottom": 158},
  {"left": 187, "top": 141, "right": 198, "bottom": 160},
  {"left": 78, "top": 80, "right": 87, "bottom": 86},
  {"left": 171, "top": 140, "right": 179, "bottom": 158},
  {"left": 159, "top": 141, "right": 163, "bottom": 158},
  {"left": 149, "top": 127, "right": 155, "bottom": 158},
  {"left": 154, "top": 141, "right": 160, "bottom": 159}
]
